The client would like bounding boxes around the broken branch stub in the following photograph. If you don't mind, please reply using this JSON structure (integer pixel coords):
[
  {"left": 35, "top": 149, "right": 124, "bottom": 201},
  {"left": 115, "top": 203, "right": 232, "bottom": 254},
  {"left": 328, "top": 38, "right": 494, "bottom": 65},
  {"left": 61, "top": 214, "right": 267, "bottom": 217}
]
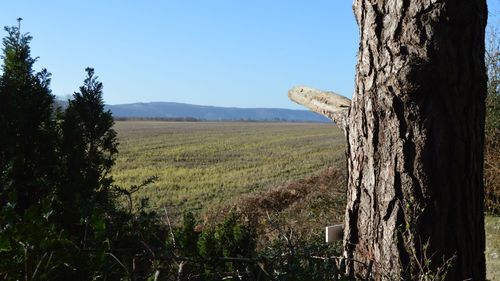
[{"left": 288, "top": 86, "right": 351, "bottom": 130}]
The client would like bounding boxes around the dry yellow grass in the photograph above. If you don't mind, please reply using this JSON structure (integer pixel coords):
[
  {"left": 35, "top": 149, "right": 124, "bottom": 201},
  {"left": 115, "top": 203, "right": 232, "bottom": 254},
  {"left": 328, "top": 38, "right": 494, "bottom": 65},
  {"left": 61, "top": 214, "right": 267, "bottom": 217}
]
[
  {"left": 486, "top": 216, "right": 500, "bottom": 280},
  {"left": 112, "top": 121, "right": 344, "bottom": 216}
]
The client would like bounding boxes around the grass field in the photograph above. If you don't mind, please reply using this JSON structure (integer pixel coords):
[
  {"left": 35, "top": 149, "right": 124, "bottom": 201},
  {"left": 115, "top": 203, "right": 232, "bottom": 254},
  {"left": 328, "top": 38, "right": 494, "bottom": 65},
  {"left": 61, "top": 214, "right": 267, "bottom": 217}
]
[{"left": 112, "top": 121, "right": 345, "bottom": 215}]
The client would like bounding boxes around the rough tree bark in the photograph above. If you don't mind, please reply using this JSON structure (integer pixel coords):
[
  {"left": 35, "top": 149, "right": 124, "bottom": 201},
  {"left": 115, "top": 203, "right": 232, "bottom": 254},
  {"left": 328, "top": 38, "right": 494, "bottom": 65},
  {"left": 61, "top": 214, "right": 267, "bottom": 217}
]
[{"left": 343, "top": 0, "right": 488, "bottom": 280}]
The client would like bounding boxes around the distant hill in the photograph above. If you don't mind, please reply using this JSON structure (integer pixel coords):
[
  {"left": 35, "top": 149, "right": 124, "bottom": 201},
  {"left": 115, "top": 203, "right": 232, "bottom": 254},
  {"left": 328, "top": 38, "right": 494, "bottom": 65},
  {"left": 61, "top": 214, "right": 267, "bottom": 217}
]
[{"left": 104, "top": 102, "right": 329, "bottom": 122}]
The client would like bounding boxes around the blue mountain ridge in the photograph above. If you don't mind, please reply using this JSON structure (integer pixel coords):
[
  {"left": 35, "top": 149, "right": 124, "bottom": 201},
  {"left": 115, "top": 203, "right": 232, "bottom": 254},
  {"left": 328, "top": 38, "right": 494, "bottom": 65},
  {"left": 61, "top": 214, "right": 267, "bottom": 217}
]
[{"left": 104, "top": 101, "right": 329, "bottom": 122}]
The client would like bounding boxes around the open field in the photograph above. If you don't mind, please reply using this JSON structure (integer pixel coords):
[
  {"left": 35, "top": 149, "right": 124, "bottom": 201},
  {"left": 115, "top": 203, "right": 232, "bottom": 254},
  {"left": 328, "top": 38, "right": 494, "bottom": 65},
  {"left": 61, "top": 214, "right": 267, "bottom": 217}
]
[{"left": 112, "top": 121, "right": 345, "bottom": 215}]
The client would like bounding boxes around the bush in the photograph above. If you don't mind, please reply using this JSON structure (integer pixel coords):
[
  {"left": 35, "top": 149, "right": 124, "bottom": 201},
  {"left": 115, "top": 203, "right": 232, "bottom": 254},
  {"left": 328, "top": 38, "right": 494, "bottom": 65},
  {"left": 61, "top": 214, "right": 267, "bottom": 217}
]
[
  {"left": 485, "top": 27, "right": 500, "bottom": 215},
  {"left": 0, "top": 21, "right": 165, "bottom": 280}
]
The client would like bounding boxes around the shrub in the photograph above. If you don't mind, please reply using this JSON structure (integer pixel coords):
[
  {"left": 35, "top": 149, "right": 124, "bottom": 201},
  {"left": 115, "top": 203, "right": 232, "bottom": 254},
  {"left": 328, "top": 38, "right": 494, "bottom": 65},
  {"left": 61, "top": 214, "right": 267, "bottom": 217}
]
[{"left": 485, "top": 27, "right": 500, "bottom": 214}]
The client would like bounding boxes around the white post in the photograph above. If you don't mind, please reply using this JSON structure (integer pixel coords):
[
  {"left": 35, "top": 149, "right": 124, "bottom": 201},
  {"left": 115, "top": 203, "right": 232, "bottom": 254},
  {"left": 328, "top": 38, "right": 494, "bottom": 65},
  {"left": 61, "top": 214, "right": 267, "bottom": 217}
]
[{"left": 325, "top": 224, "right": 343, "bottom": 243}]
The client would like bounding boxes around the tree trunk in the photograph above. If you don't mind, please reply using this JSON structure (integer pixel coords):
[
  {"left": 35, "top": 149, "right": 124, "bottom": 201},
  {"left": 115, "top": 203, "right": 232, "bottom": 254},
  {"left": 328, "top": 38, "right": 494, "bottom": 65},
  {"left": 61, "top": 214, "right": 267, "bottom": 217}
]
[{"left": 343, "top": 0, "right": 487, "bottom": 280}]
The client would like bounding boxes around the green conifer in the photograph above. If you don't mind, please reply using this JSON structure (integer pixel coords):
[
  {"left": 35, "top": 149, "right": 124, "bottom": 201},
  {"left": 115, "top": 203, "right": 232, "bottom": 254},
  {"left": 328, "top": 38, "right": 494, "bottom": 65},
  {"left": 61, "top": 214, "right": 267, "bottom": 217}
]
[
  {"left": 0, "top": 19, "right": 58, "bottom": 213},
  {"left": 59, "top": 68, "right": 118, "bottom": 227}
]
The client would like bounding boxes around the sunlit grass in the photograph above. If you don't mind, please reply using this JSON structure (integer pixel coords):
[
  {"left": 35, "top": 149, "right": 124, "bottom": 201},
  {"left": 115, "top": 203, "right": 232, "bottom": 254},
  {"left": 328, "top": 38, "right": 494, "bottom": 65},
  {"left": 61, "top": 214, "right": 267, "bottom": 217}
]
[
  {"left": 486, "top": 215, "right": 500, "bottom": 280},
  {"left": 112, "top": 121, "right": 344, "bottom": 215}
]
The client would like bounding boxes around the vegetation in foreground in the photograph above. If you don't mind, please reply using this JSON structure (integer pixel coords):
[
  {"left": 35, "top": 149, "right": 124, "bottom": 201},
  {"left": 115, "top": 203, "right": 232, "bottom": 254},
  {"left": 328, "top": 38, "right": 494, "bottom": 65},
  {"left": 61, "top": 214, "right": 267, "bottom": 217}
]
[
  {"left": 485, "top": 216, "right": 500, "bottom": 281},
  {"left": 485, "top": 26, "right": 500, "bottom": 215}
]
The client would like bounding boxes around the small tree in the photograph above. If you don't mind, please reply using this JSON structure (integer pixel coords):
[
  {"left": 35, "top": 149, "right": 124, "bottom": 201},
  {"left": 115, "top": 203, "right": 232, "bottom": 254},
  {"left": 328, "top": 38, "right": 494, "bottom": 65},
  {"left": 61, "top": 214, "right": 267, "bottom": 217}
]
[
  {"left": 58, "top": 67, "right": 118, "bottom": 230},
  {"left": 0, "top": 19, "right": 58, "bottom": 213},
  {"left": 0, "top": 20, "right": 76, "bottom": 280}
]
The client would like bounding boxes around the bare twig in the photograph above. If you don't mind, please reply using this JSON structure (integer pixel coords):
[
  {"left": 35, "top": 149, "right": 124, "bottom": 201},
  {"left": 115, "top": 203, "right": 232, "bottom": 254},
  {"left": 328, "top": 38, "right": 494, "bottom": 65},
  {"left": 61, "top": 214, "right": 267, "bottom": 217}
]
[
  {"left": 113, "top": 176, "right": 158, "bottom": 214},
  {"left": 31, "top": 252, "right": 48, "bottom": 280},
  {"left": 107, "top": 252, "right": 130, "bottom": 280},
  {"left": 163, "top": 207, "right": 177, "bottom": 248},
  {"left": 177, "top": 260, "right": 186, "bottom": 281}
]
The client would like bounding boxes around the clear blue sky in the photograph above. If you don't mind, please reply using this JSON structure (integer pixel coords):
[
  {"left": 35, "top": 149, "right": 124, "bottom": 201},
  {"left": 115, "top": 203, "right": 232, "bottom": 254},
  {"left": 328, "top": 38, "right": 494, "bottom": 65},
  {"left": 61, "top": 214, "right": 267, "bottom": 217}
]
[{"left": 1, "top": 1, "right": 499, "bottom": 109}]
